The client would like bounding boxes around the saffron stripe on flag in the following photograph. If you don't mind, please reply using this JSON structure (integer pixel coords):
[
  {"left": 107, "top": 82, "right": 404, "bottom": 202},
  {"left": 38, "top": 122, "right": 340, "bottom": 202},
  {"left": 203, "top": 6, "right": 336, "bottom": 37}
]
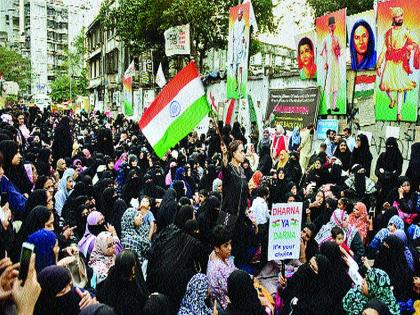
[
  {"left": 139, "top": 62, "right": 200, "bottom": 129},
  {"left": 153, "top": 96, "right": 209, "bottom": 158},
  {"left": 141, "top": 78, "right": 205, "bottom": 146},
  {"left": 355, "top": 74, "right": 376, "bottom": 85},
  {"left": 225, "top": 99, "right": 235, "bottom": 125}
]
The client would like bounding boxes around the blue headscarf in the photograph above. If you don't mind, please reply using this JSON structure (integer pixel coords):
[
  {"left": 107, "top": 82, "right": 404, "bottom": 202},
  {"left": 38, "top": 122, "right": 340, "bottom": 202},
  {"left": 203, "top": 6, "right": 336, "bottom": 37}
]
[
  {"left": 290, "top": 127, "right": 301, "bottom": 151},
  {"left": 350, "top": 19, "right": 377, "bottom": 70},
  {"left": 27, "top": 228, "right": 57, "bottom": 273}
]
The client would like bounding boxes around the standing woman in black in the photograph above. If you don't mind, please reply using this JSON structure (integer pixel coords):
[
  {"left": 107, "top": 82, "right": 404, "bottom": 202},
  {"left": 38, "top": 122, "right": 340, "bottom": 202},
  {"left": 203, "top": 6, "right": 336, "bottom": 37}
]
[
  {"left": 375, "top": 137, "right": 403, "bottom": 210},
  {"left": 221, "top": 140, "right": 248, "bottom": 217},
  {"left": 350, "top": 133, "right": 373, "bottom": 176},
  {"left": 51, "top": 116, "right": 73, "bottom": 162}
]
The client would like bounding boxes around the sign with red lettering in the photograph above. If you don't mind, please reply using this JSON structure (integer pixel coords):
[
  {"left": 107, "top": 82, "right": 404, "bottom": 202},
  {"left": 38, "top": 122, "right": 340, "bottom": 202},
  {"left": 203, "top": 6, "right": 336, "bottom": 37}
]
[
  {"left": 266, "top": 88, "right": 319, "bottom": 130},
  {"left": 268, "top": 202, "right": 303, "bottom": 261}
]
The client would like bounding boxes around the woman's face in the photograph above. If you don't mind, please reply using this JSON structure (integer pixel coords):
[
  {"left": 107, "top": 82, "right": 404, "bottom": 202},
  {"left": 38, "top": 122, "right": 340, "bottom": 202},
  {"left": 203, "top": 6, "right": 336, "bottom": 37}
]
[
  {"left": 299, "top": 43, "right": 314, "bottom": 67},
  {"left": 401, "top": 181, "right": 410, "bottom": 194},
  {"left": 45, "top": 212, "right": 54, "bottom": 230},
  {"left": 341, "top": 216, "right": 349, "bottom": 229},
  {"left": 107, "top": 161, "right": 114, "bottom": 170},
  {"left": 134, "top": 212, "right": 143, "bottom": 227},
  {"left": 291, "top": 185, "right": 297, "bottom": 196},
  {"left": 338, "top": 200, "right": 344, "bottom": 210},
  {"left": 352, "top": 206, "right": 360, "bottom": 217},
  {"left": 140, "top": 197, "right": 150, "bottom": 209},
  {"left": 339, "top": 142, "right": 347, "bottom": 152},
  {"left": 215, "top": 240, "right": 232, "bottom": 261},
  {"left": 279, "top": 151, "right": 286, "bottom": 160},
  {"left": 66, "top": 177, "right": 74, "bottom": 190},
  {"left": 315, "top": 160, "right": 321, "bottom": 169},
  {"left": 355, "top": 137, "right": 361, "bottom": 148},
  {"left": 278, "top": 171, "right": 285, "bottom": 180},
  {"left": 11, "top": 151, "right": 22, "bottom": 166},
  {"left": 217, "top": 183, "right": 222, "bottom": 193},
  {"left": 315, "top": 191, "right": 324, "bottom": 204},
  {"left": 301, "top": 227, "right": 312, "bottom": 242},
  {"left": 362, "top": 309, "right": 379, "bottom": 315},
  {"left": 233, "top": 144, "right": 245, "bottom": 163},
  {"left": 105, "top": 239, "right": 115, "bottom": 256},
  {"left": 353, "top": 25, "right": 369, "bottom": 56},
  {"left": 388, "top": 223, "right": 397, "bottom": 233}
]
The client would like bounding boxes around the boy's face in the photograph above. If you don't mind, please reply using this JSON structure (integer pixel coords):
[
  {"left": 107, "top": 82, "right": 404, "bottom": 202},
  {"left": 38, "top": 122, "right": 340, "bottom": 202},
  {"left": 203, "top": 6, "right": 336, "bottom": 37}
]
[{"left": 335, "top": 234, "right": 345, "bottom": 245}]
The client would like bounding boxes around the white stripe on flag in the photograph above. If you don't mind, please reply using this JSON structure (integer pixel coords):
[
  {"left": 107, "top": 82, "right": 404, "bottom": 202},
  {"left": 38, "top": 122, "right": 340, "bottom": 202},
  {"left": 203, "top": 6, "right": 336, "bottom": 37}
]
[
  {"left": 355, "top": 82, "right": 375, "bottom": 92},
  {"left": 142, "top": 77, "right": 204, "bottom": 146}
]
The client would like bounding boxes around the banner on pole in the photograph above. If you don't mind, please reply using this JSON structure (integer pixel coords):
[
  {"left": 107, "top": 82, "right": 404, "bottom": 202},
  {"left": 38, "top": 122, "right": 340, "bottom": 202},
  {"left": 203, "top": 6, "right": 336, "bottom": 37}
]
[
  {"left": 164, "top": 24, "right": 191, "bottom": 56},
  {"left": 122, "top": 61, "right": 135, "bottom": 116},
  {"left": 268, "top": 202, "right": 303, "bottom": 261},
  {"left": 139, "top": 50, "right": 154, "bottom": 85}
]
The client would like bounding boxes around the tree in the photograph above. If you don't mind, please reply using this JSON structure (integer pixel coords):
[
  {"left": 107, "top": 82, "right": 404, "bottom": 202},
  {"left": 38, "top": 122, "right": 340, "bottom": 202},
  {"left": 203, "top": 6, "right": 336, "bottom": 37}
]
[
  {"left": 50, "top": 28, "right": 88, "bottom": 102},
  {"left": 0, "top": 47, "right": 30, "bottom": 92},
  {"left": 307, "top": 0, "right": 373, "bottom": 17},
  {"left": 99, "top": 0, "right": 276, "bottom": 71}
]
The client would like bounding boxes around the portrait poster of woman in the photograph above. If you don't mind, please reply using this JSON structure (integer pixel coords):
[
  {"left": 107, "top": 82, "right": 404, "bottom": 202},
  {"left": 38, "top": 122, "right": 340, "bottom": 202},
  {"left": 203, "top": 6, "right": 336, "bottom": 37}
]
[
  {"left": 295, "top": 31, "right": 317, "bottom": 80},
  {"left": 347, "top": 10, "right": 377, "bottom": 71}
]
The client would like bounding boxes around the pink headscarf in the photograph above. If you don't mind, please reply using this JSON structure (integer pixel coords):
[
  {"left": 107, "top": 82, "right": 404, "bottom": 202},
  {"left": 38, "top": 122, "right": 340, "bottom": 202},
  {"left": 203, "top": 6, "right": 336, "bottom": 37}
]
[{"left": 78, "top": 211, "right": 104, "bottom": 257}]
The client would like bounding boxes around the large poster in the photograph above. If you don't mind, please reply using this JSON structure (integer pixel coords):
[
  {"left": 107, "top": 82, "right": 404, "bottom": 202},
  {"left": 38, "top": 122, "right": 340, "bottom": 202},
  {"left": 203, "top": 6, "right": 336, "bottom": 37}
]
[
  {"left": 316, "top": 9, "right": 347, "bottom": 115},
  {"left": 375, "top": 0, "right": 419, "bottom": 122},
  {"left": 268, "top": 203, "right": 303, "bottom": 261},
  {"left": 347, "top": 10, "right": 377, "bottom": 70},
  {"left": 295, "top": 31, "right": 317, "bottom": 80},
  {"left": 164, "top": 24, "right": 191, "bottom": 57},
  {"left": 266, "top": 88, "right": 319, "bottom": 130},
  {"left": 227, "top": 3, "right": 250, "bottom": 100}
]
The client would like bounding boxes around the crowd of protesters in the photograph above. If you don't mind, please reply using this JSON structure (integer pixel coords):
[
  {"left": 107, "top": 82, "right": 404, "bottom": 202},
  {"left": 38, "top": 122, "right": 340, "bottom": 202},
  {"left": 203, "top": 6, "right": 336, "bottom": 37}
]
[{"left": 0, "top": 104, "right": 418, "bottom": 315}]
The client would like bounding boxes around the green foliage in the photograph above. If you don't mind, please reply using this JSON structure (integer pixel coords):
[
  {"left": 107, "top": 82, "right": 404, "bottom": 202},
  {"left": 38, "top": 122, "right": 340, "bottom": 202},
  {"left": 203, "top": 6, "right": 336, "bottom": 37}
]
[
  {"left": 0, "top": 47, "right": 31, "bottom": 92},
  {"left": 307, "top": 0, "right": 374, "bottom": 17},
  {"left": 50, "top": 28, "right": 88, "bottom": 102},
  {"left": 99, "top": 0, "right": 275, "bottom": 70}
]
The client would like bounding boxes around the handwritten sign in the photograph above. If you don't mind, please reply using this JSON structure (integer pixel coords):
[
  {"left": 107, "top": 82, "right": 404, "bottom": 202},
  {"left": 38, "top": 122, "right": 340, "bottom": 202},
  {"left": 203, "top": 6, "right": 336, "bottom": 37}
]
[{"left": 268, "top": 202, "right": 303, "bottom": 261}]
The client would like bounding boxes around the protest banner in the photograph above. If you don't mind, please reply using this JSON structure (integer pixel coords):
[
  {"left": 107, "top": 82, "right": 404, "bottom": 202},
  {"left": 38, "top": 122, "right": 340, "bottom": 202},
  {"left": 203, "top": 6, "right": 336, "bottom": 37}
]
[
  {"left": 139, "top": 50, "right": 154, "bottom": 86},
  {"left": 268, "top": 202, "right": 303, "bottom": 261},
  {"left": 316, "top": 119, "right": 338, "bottom": 140},
  {"left": 266, "top": 88, "right": 319, "bottom": 130},
  {"left": 164, "top": 24, "right": 191, "bottom": 57}
]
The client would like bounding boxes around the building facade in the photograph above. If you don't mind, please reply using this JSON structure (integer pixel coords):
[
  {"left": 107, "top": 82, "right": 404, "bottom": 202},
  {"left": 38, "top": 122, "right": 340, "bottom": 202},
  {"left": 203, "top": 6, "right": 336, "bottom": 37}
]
[{"left": 0, "top": 0, "right": 24, "bottom": 51}]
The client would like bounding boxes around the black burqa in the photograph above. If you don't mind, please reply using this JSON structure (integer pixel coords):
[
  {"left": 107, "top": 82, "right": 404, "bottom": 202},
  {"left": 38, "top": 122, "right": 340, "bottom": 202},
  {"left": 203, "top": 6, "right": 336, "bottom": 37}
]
[
  {"left": 350, "top": 133, "right": 373, "bottom": 175},
  {"left": 51, "top": 116, "right": 72, "bottom": 161},
  {"left": 146, "top": 224, "right": 207, "bottom": 312},
  {"left": 0, "top": 140, "right": 33, "bottom": 195}
]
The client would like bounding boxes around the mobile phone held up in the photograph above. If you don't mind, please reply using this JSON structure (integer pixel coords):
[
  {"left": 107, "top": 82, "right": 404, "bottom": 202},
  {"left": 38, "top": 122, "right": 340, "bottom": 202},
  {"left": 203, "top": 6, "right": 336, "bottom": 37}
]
[{"left": 18, "top": 242, "right": 34, "bottom": 285}]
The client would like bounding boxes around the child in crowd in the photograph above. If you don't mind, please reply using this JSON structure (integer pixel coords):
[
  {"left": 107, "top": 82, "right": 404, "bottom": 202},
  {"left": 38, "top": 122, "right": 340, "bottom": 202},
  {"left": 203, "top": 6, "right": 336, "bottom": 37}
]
[{"left": 331, "top": 226, "right": 354, "bottom": 257}]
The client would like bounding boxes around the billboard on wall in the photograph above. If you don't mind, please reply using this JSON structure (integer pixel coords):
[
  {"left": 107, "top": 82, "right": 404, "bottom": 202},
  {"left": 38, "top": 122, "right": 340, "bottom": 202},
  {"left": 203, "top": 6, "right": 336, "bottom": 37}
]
[
  {"left": 266, "top": 88, "right": 319, "bottom": 130},
  {"left": 316, "top": 9, "right": 347, "bottom": 115},
  {"left": 375, "top": 0, "right": 419, "bottom": 122}
]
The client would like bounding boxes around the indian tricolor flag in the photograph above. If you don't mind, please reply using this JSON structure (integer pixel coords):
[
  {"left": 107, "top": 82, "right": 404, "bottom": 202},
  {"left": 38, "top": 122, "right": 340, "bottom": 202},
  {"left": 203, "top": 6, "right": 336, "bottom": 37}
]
[
  {"left": 139, "top": 62, "right": 210, "bottom": 158},
  {"left": 354, "top": 74, "right": 375, "bottom": 99}
]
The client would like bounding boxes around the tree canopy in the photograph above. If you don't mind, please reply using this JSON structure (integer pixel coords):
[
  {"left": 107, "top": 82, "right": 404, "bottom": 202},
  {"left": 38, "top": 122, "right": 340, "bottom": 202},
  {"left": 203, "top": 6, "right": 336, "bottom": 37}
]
[
  {"left": 0, "top": 47, "right": 31, "bottom": 92},
  {"left": 99, "top": 0, "right": 276, "bottom": 70},
  {"left": 307, "top": 0, "right": 374, "bottom": 17}
]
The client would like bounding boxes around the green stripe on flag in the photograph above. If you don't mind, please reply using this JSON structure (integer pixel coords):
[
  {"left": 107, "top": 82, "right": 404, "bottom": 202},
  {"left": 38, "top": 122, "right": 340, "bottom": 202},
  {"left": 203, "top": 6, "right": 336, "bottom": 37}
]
[
  {"left": 355, "top": 89, "right": 374, "bottom": 99},
  {"left": 153, "top": 96, "right": 210, "bottom": 158}
]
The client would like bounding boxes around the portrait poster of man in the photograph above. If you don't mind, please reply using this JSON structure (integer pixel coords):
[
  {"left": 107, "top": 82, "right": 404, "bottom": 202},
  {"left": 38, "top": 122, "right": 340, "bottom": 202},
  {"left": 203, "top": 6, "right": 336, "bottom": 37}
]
[
  {"left": 347, "top": 10, "right": 377, "bottom": 70},
  {"left": 316, "top": 9, "right": 347, "bottom": 115},
  {"left": 375, "top": 0, "right": 419, "bottom": 122},
  {"left": 295, "top": 31, "right": 317, "bottom": 80},
  {"left": 227, "top": 3, "right": 250, "bottom": 100}
]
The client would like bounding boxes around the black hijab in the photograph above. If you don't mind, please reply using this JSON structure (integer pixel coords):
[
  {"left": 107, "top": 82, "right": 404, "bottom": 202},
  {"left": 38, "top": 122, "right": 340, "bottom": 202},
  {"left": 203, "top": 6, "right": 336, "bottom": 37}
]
[
  {"left": 226, "top": 270, "right": 266, "bottom": 315},
  {"left": 110, "top": 199, "right": 128, "bottom": 238},
  {"left": 0, "top": 140, "right": 33, "bottom": 195},
  {"left": 334, "top": 140, "right": 352, "bottom": 171},
  {"left": 25, "top": 189, "right": 48, "bottom": 213}
]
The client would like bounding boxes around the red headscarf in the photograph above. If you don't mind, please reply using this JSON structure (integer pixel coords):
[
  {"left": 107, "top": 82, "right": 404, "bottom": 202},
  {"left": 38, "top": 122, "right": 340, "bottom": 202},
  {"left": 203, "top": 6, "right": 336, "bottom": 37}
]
[{"left": 348, "top": 202, "right": 368, "bottom": 242}]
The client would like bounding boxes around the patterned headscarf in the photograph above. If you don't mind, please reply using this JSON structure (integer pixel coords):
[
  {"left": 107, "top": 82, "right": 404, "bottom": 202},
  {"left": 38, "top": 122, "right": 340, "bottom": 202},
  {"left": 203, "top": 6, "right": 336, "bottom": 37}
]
[
  {"left": 348, "top": 202, "right": 369, "bottom": 242},
  {"left": 120, "top": 208, "right": 151, "bottom": 265},
  {"left": 373, "top": 215, "right": 405, "bottom": 245},
  {"left": 342, "top": 268, "right": 400, "bottom": 315},
  {"left": 88, "top": 231, "right": 115, "bottom": 283},
  {"left": 315, "top": 209, "right": 358, "bottom": 246},
  {"left": 178, "top": 273, "right": 212, "bottom": 315}
]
